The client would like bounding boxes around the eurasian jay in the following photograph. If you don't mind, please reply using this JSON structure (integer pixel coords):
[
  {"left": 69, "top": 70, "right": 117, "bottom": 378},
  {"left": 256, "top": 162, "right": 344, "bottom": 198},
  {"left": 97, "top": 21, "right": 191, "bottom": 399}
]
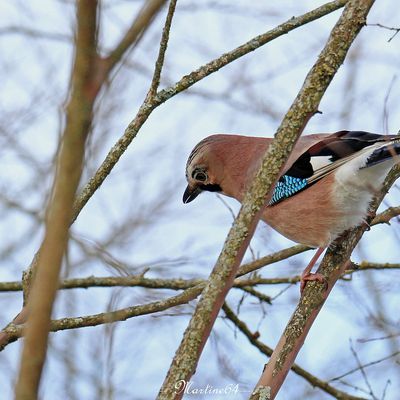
[{"left": 182, "top": 131, "right": 400, "bottom": 291}]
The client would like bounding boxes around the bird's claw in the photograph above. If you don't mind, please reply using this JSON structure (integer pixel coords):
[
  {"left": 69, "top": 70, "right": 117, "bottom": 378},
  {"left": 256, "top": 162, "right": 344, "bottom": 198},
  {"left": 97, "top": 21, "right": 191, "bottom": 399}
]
[{"left": 300, "top": 272, "right": 327, "bottom": 294}]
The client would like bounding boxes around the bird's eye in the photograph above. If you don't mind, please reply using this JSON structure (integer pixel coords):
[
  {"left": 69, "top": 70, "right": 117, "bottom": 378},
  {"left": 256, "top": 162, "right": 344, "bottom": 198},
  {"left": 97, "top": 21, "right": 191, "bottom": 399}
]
[{"left": 192, "top": 170, "right": 207, "bottom": 182}]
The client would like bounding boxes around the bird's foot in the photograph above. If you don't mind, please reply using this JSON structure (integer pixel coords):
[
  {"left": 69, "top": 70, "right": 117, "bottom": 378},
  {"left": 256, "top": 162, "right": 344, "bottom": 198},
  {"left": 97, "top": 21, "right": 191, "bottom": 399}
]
[{"left": 300, "top": 272, "right": 326, "bottom": 294}]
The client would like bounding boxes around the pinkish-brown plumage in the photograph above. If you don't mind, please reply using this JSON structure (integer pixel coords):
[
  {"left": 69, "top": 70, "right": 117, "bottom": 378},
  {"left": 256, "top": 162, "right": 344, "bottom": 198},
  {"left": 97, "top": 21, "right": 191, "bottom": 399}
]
[
  {"left": 183, "top": 131, "right": 400, "bottom": 248},
  {"left": 183, "top": 131, "right": 400, "bottom": 290},
  {"left": 263, "top": 173, "right": 339, "bottom": 247}
]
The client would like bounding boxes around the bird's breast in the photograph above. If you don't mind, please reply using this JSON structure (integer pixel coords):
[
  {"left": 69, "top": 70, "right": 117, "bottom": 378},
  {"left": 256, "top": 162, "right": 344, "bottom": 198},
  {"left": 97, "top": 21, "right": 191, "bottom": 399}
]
[{"left": 262, "top": 173, "right": 374, "bottom": 247}]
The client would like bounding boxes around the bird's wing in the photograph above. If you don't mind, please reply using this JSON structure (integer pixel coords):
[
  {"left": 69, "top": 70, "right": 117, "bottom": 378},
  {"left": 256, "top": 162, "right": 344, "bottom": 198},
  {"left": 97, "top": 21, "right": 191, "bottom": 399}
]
[
  {"left": 269, "top": 131, "right": 399, "bottom": 206},
  {"left": 287, "top": 130, "right": 399, "bottom": 183},
  {"left": 306, "top": 146, "right": 374, "bottom": 184}
]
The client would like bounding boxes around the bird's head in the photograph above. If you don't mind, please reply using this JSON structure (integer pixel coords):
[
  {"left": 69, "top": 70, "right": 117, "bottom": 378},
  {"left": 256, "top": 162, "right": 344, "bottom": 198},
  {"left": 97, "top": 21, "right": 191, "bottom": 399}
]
[
  {"left": 183, "top": 135, "right": 225, "bottom": 204},
  {"left": 183, "top": 134, "right": 265, "bottom": 204}
]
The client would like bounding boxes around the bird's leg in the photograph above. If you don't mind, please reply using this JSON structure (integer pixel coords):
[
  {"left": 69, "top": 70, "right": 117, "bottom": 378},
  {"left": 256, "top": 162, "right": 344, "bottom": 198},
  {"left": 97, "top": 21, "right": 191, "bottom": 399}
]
[{"left": 300, "top": 247, "right": 326, "bottom": 293}]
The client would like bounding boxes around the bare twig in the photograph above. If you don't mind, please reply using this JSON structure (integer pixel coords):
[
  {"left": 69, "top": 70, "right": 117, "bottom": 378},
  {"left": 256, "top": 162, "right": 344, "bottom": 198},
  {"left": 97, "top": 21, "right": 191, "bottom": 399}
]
[
  {"left": 240, "top": 287, "right": 272, "bottom": 305},
  {"left": 0, "top": 26, "right": 71, "bottom": 42},
  {"left": 367, "top": 23, "right": 400, "bottom": 42},
  {"left": 357, "top": 332, "right": 400, "bottom": 343},
  {"left": 349, "top": 340, "right": 378, "bottom": 399},
  {"left": 329, "top": 350, "right": 400, "bottom": 382},
  {"left": 1, "top": 285, "right": 203, "bottom": 349},
  {"left": 382, "top": 75, "right": 397, "bottom": 133},
  {"left": 147, "top": 0, "right": 177, "bottom": 97}
]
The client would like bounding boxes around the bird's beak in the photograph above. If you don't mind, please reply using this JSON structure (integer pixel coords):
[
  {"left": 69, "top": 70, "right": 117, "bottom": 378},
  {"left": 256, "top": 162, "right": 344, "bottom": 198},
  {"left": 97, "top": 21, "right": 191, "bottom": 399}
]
[{"left": 183, "top": 185, "right": 202, "bottom": 203}]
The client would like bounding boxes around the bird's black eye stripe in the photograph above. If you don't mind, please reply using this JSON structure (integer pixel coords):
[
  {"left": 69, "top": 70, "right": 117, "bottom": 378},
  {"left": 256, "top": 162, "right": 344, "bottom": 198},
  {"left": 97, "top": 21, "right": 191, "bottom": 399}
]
[{"left": 192, "top": 169, "right": 207, "bottom": 182}]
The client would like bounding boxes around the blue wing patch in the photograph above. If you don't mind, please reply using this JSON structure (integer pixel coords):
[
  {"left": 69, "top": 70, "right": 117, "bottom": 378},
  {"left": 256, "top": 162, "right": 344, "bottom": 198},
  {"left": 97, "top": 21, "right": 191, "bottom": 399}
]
[{"left": 269, "top": 175, "right": 308, "bottom": 206}]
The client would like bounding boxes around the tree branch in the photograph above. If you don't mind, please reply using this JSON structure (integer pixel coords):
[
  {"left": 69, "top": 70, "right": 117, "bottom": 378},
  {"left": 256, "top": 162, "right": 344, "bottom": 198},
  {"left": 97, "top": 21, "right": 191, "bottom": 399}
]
[
  {"left": 159, "top": 0, "right": 362, "bottom": 398},
  {"left": 0, "top": 258, "right": 398, "bottom": 293},
  {"left": 253, "top": 169, "right": 399, "bottom": 398},
  {"left": 222, "top": 303, "right": 367, "bottom": 400},
  {"left": 147, "top": 0, "right": 177, "bottom": 97},
  {"left": 367, "top": 23, "right": 400, "bottom": 42},
  {"left": 1, "top": 285, "right": 203, "bottom": 349},
  {"left": 14, "top": 1, "right": 99, "bottom": 398},
  {"left": 0, "top": 26, "right": 71, "bottom": 42}
]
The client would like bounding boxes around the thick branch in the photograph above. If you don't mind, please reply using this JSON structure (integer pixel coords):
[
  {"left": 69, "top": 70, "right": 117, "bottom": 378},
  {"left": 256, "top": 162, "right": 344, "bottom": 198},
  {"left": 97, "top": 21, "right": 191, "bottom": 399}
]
[
  {"left": 14, "top": 1, "right": 99, "bottom": 399},
  {"left": 222, "top": 303, "right": 367, "bottom": 400},
  {"left": 159, "top": 1, "right": 361, "bottom": 398},
  {"left": 251, "top": 3, "right": 378, "bottom": 398},
  {"left": 1, "top": 258, "right": 398, "bottom": 293},
  {"left": 1, "top": 286, "right": 203, "bottom": 349},
  {"left": 253, "top": 171, "right": 399, "bottom": 398}
]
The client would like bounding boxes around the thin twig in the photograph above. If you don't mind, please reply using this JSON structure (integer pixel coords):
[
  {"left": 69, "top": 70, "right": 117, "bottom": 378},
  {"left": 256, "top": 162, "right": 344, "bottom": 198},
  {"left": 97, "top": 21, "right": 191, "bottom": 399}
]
[
  {"left": 147, "top": 0, "right": 177, "bottom": 98},
  {"left": 367, "top": 23, "right": 400, "bottom": 42},
  {"left": 0, "top": 26, "right": 71, "bottom": 42},
  {"left": 240, "top": 287, "right": 272, "bottom": 305},
  {"left": 357, "top": 332, "right": 400, "bottom": 344},
  {"left": 349, "top": 339, "right": 378, "bottom": 400},
  {"left": 329, "top": 350, "right": 400, "bottom": 382}
]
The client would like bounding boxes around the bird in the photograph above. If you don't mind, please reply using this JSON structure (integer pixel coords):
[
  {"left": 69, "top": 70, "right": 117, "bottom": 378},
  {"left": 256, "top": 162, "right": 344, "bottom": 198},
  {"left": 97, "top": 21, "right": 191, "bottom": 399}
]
[{"left": 182, "top": 130, "right": 400, "bottom": 291}]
